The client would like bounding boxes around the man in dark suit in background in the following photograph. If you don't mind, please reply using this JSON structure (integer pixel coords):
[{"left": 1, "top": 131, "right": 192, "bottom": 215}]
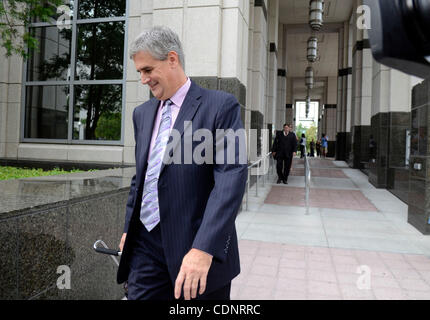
[
  {"left": 272, "top": 124, "right": 297, "bottom": 184},
  {"left": 117, "top": 26, "right": 247, "bottom": 300}
]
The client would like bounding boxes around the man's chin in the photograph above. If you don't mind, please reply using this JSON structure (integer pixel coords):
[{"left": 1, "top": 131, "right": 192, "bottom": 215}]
[{"left": 151, "top": 90, "right": 162, "bottom": 100}]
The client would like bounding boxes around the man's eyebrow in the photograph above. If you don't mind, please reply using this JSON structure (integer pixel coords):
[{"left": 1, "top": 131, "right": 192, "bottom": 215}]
[{"left": 137, "top": 66, "right": 153, "bottom": 72}]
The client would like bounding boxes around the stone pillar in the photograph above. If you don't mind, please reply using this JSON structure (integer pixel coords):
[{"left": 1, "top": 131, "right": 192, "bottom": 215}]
[
  {"left": 276, "top": 70, "right": 286, "bottom": 129},
  {"left": 409, "top": 79, "right": 430, "bottom": 234},
  {"left": 249, "top": 0, "right": 268, "bottom": 159},
  {"left": 348, "top": 2, "right": 372, "bottom": 168},
  {"left": 0, "top": 48, "right": 8, "bottom": 158},
  {"left": 370, "top": 60, "right": 420, "bottom": 203},
  {"left": 325, "top": 77, "right": 337, "bottom": 157},
  {"left": 265, "top": 0, "right": 278, "bottom": 151},
  {"left": 286, "top": 77, "right": 294, "bottom": 127},
  {"left": 275, "top": 23, "right": 286, "bottom": 133},
  {"left": 0, "top": 40, "right": 23, "bottom": 159},
  {"left": 336, "top": 23, "right": 352, "bottom": 160}
]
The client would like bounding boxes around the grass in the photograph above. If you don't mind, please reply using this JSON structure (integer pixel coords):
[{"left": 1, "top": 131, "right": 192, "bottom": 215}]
[{"left": 0, "top": 166, "right": 95, "bottom": 181}]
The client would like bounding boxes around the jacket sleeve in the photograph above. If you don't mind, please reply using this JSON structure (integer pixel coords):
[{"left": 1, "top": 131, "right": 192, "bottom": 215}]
[
  {"left": 191, "top": 94, "right": 248, "bottom": 262},
  {"left": 123, "top": 108, "right": 138, "bottom": 233},
  {"left": 293, "top": 134, "right": 298, "bottom": 153},
  {"left": 272, "top": 133, "right": 278, "bottom": 153}
]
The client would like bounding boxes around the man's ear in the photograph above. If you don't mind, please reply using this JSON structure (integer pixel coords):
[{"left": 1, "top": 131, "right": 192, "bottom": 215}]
[{"left": 167, "top": 51, "right": 180, "bottom": 68}]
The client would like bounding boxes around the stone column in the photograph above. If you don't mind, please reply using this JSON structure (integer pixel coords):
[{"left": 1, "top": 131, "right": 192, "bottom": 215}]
[
  {"left": 265, "top": 0, "right": 278, "bottom": 152},
  {"left": 348, "top": 1, "right": 372, "bottom": 168},
  {"left": 249, "top": 0, "right": 268, "bottom": 159},
  {"left": 336, "top": 22, "right": 352, "bottom": 160},
  {"left": 285, "top": 77, "right": 294, "bottom": 127},
  {"left": 275, "top": 23, "right": 286, "bottom": 133},
  {"left": 325, "top": 76, "right": 337, "bottom": 157},
  {"left": 0, "top": 48, "right": 8, "bottom": 158},
  {"left": 0, "top": 41, "right": 23, "bottom": 159}
]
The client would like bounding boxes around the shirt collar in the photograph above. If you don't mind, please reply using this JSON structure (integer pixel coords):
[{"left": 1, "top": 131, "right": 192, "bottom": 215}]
[{"left": 164, "top": 77, "right": 191, "bottom": 108}]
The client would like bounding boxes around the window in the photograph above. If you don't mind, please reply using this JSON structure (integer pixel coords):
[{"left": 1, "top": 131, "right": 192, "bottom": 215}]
[{"left": 22, "top": 0, "right": 128, "bottom": 144}]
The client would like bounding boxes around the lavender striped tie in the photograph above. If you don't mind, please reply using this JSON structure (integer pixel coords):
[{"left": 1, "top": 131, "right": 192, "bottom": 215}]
[{"left": 140, "top": 99, "right": 172, "bottom": 231}]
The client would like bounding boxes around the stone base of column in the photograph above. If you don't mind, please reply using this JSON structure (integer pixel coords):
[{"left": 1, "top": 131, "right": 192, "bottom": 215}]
[
  {"left": 368, "top": 112, "right": 410, "bottom": 203},
  {"left": 348, "top": 126, "right": 371, "bottom": 169},
  {"left": 409, "top": 79, "right": 430, "bottom": 234},
  {"left": 335, "top": 132, "right": 348, "bottom": 161}
]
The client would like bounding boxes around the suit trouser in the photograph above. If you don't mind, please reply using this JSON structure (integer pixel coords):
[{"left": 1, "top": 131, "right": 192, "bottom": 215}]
[
  {"left": 276, "top": 157, "right": 293, "bottom": 181},
  {"left": 127, "top": 220, "right": 231, "bottom": 300}
]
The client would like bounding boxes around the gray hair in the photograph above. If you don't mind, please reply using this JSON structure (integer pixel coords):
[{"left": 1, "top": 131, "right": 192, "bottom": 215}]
[{"left": 129, "top": 26, "right": 185, "bottom": 69}]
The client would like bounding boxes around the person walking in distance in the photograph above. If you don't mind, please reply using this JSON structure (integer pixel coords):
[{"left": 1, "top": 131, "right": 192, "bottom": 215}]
[
  {"left": 310, "top": 139, "right": 315, "bottom": 157},
  {"left": 321, "top": 134, "right": 328, "bottom": 158},
  {"left": 299, "top": 133, "right": 306, "bottom": 159},
  {"left": 316, "top": 139, "right": 321, "bottom": 157},
  {"left": 272, "top": 124, "right": 297, "bottom": 184}
]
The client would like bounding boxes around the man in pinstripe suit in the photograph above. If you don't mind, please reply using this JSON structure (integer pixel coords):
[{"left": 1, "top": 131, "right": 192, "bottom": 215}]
[{"left": 116, "top": 26, "right": 247, "bottom": 300}]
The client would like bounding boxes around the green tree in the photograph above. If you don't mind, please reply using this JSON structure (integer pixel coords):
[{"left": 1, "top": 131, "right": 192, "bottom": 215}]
[
  {"left": 0, "top": 0, "right": 65, "bottom": 58},
  {"left": 95, "top": 112, "right": 121, "bottom": 141},
  {"left": 305, "top": 123, "right": 318, "bottom": 148},
  {"left": 295, "top": 122, "right": 318, "bottom": 151}
]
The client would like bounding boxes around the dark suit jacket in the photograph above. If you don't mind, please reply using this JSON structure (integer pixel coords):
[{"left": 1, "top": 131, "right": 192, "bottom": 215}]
[
  {"left": 117, "top": 81, "right": 248, "bottom": 295},
  {"left": 271, "top": 131, "right": 298, "bottom": 159}
]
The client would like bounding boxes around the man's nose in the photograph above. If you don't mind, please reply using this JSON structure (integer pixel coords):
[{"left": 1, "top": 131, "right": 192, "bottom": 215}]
[{"left": 141, "top": 75, "right": 150, "bottom": 85}]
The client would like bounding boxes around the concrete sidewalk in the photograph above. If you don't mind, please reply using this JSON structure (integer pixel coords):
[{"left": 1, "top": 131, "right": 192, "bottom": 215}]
[{"left": 232, "top": 158, "right": 430, "bottom": 300}]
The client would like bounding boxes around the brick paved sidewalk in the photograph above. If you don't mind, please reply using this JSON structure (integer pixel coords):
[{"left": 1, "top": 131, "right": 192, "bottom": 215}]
[
  {"left": 234, "top": 158, "right": 430, "bottom": 300},
  {"left": 231, "top": 240, "right": 430, "bottom": 300}
]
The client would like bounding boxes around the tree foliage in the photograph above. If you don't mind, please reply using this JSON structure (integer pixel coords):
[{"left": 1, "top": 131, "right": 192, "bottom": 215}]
[
  {"left": 0, "top": 0, "right": 65, "bottom": 58},
  {"left": 295, "top": 122, "right": 318, "bottom": 150}
]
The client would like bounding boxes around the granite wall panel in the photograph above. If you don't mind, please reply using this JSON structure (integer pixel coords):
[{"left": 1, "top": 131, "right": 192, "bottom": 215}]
[
  {"left": 408, "top": 78, "right": 430, "bottom": 234},
  {"left": 17, "top": 207, "right": 69, "bottom": 300},
  {"left": 0, "top": 219, "right": 18, "bottom": 299},
  {"left": 349, "top": 125, "right": 371, "bottom": 169},
  {"left": 0, "top": 168, "right": 134, "bottom": 299}
]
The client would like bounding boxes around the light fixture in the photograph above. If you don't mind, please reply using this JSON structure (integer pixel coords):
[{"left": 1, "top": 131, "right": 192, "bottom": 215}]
[
  {"left": 306, "top": 94, "right": 311, "bottom": 118},
  {"left": 309, "top": 0, "right": 324, "bottom": 31},
  {"left": 307, "top": 36, "right": 318, "bottom": 62},
  {"left": 305, "top": 66, "right": 314, "bottom": 89}
]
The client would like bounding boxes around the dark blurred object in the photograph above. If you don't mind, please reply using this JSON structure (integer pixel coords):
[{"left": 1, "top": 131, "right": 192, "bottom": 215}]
[{"left": 364, "top": 0, "right": 430, "bottom": 78}]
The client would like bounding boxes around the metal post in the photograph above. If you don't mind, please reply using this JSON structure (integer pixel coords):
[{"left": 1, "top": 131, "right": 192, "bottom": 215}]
[
  {"left": 246, "top": 170, "right": 250, "bottom": 211},
  {"left": 256, "top": 163, "right": 259, "bottom": 197},
  {"left": 262, "top": 157, "right": 266, "bottom": 188}
]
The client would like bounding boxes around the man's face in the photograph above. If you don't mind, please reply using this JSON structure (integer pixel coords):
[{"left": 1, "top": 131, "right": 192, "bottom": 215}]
[
  {"left": 283, "top": 125, "right": 290, "bottom": 134},
  {"left": 133, "top": 50, "right": 175, "bottom": 100}
]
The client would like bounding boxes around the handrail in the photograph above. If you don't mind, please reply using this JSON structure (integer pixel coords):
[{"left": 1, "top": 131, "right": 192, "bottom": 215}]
[
  {"left": 245, "top": 152, "right": 273, "bottom": 211},
  {"left": 304, "top": 145, "right": 311, "bottom": 215}
]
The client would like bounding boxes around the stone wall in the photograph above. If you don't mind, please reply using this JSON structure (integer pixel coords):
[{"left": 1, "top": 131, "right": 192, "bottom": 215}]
[
  {"left": 0, "top": 168, "right": 134, "bottom": 299},
  {"left": 369, "top": 112, "right": 410, "bottom": 204},
  {"left": 408, "top": 79, "right": 430, "bottom": 234}
]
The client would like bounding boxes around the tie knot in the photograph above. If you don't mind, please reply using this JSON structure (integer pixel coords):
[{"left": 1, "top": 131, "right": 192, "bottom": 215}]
[{"left": 163, "top": 99, "right": 172, "bottom": 107}]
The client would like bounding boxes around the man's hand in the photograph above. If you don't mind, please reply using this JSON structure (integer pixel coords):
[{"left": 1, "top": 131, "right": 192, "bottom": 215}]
[
  {"left": 293, "top": 152, "right": 296, "bottom": 157},
  {"left": 174, "top": 248, "right": 213, "bottom": 300},
  {"left": 119, "top": 233, "right": 127, "bottom": 252},
  {"left": 272, "top": 152, "right": 276, "bottom": 157}
]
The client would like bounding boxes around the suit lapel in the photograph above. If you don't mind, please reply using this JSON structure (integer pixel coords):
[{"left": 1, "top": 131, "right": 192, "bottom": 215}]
[
  {"left": 136, "top": 98, "right": 160, "bottom": 187},
  {"left": 159, "top": 81, "right": 202, "bottom": 175}
]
